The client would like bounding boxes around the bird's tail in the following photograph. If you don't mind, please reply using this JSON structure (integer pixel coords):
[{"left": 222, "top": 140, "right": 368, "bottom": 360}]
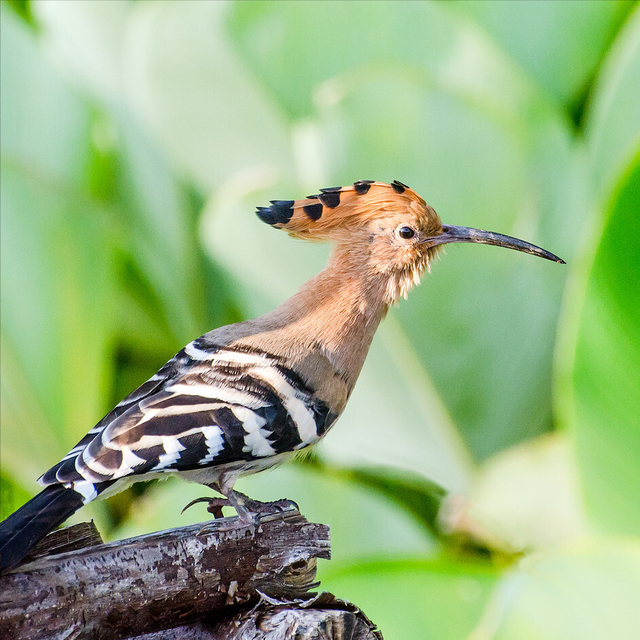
[{"left": 0, "top": 485, "right": 84, "bottom": 573}]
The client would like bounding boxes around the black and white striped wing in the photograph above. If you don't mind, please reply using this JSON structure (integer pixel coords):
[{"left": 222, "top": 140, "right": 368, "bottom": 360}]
[{"left": 39, "top": 342, "right": 334, "bottom": 503}]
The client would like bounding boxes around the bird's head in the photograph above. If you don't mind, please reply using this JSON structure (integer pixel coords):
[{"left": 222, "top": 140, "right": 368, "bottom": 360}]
[{"left": 257, "top": 180, "right": 564, "bottom": 303}]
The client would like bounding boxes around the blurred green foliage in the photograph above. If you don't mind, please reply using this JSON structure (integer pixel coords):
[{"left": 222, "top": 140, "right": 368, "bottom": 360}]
[{"left": 1, "top": 1, "right": 639, "bottom": 638}]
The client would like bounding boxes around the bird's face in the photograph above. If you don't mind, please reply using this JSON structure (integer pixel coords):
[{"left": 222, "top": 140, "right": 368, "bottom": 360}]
[
  {"left": 357, "top": 206, "right": 445, "bottom": 301},
  {"left": 364, "top": 204, "right": 443, "bottom": 269}
]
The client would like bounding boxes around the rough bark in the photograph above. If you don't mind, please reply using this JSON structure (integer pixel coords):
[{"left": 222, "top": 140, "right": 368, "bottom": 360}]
[
  {"left": 0, "top": 508, "right": 331, "bottom": 640},
  {"left": 133, "top": 593, "right": 382, "bottom": 640}
]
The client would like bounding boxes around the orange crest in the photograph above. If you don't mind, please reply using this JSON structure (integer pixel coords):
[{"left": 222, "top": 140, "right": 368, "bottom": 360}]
[{"left": 256, "top": 180, "right": 429, "bottom": 239}]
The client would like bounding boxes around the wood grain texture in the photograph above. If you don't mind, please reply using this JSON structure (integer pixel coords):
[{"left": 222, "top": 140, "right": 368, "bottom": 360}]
[
  {"left": 0, "top": 509, "right": 330, "bottom": 640},
  {"left": 134, "top": 593, "right": 382, "bottom": 640}
]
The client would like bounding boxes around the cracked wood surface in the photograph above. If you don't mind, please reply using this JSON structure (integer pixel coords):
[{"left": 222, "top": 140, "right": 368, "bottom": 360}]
[
  {"left": 134, "top": 593, "right": 382, "bottom": 640},
  {"left": 0, "top": 509, "right": 331, "bottom": 640}
]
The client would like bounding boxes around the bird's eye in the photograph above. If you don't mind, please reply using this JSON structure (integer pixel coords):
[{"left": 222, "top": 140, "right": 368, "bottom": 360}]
[{"left": 398, "top": 226, "right": 416, "bottom": 240}]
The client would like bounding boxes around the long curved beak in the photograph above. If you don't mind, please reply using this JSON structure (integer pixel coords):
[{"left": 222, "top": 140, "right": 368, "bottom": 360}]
[{"left": 425, "top": 224, "right": 565, "bottom": 264}]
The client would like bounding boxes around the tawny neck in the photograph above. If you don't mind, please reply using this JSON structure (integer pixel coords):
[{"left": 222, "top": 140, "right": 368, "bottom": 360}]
[{"left": 236, "top": 244, "right": 389, "bottom": 387}]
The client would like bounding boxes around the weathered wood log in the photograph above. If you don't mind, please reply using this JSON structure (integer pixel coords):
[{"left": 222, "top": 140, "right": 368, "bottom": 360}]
[
  {"left": 0, "top": 508, "right": 331, "bottom": 640},
  {"left": 133, "top": 593, "right": 382, "bottom": 640}
]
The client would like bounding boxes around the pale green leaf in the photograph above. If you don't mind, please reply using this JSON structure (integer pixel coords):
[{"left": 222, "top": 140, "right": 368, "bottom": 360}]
[
  {"left": 0, "top": 9, "right": 117, "bottom": 479},
  {"left": 123, "top": 0, "right": 293, "bottom": 193},
  {"left": 459, "top": 434, "right": 590, "bottom": 552},
  {"left": 586, "top": 5, "right": 640, "bottom": 197},
  {"left": 486, "top": 540, "right": 640, "bottom": 640},
  {"left": 323, "top": 557, "right": 498, "bottom": 640},
  {"left": 228, "top": 0, "right": 537, "bottom": 121},
  {"left": 455, "top": 0, "right": 633, "bottom": 107}
]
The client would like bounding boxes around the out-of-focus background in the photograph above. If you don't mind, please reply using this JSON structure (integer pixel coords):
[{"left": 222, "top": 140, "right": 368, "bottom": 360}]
[{"left": 2, "top": 0, "right": 640, "bottom": 637}]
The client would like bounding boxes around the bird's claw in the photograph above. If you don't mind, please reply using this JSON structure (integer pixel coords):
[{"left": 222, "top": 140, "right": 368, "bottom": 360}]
[{"left": 181, "top": 496, "right": 230, "bottom": 519}]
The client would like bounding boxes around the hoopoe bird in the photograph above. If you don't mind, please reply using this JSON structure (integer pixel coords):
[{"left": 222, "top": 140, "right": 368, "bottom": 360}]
[{"left": 0, "top": 180, "right": 563, "bottom": 572}]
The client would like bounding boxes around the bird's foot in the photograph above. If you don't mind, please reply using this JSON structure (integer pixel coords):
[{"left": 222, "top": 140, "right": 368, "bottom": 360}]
[
  {"left": 182, "top": 490, "right": 298, "bottom": 524},
  {"left": 238, "top": 495, "right": 299, "bottom": 515},
  {"left": 226, "top": 490, "right": 299, "bottom": 524}
]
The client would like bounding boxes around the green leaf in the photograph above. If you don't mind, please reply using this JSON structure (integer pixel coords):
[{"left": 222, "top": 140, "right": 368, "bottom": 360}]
[
  {"left": 321, "top": 320, "right": 474, "bottom": 493},
  {"left": 242, "top": 466, "right": 437, "bottom": 565},
  {"left": 113, "top": 116, "right": 207, "bottom": 346},
  {"left": 32, "top": 0, "right": 131, "bottom": 103},
  {"left": 455, "top": 0, "right": 633, "bottom": 108},
  {"left": 0, "top": 338, "right": 61, "bottom": 484},
  {"left": 34, "top": 1, "right": 293, "bottom": 194},
  {"left": 227, "top": 0, "right": 536, "bottom": 121},
  {"left": 322, "top": 557, "right": 499, "bottom": 640},
  {"left": 0, "top": 8, "right": 117, "bottom": 483},
  {"left": 559, "top": 152, "right": 640, "bottom": 535},
  {"left": 32, "top": 2, "right": 223, "bottom": 345},
  {"left": 123, "top": 0, "right": 292, "bottom": 193},
  {"left": 0, "top": 163, "right": 117, "bottom": 483},
  {"left": 0, "top": 4, "right": 92, "bottom": 185},
  {"left": 490, "top": 539, "right": 640, "bottom": 640},
  {"left": 461, "top": 434, "right": 590, "bottom": 552},
  {"left": 4, "top": 1, "right": 36, "bottom": 29},
  {"left": 585, "top": 5, "right": 640, "bottom": 197}
]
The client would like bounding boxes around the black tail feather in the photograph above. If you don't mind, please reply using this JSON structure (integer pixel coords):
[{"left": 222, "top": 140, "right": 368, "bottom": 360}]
[{"left": 0, "top": 485, "right": 84, "bottom": 573}]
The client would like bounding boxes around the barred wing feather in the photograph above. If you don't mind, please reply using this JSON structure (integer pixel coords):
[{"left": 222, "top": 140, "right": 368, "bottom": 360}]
[{"left": 38, "top": 344, "right": 333, "bottom": 501}]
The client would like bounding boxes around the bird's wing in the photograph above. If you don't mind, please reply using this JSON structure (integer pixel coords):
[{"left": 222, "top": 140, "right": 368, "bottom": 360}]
[{"left": 39, "top": 340, "right": 333, "bottom": 494}]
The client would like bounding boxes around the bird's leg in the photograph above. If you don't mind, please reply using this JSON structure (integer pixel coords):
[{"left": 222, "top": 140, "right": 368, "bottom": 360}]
[
  {"left": 211, "top": 480, "right": 253, "bottom": 524},
  {"left": 213, "top": 473, "right": 299, "bottom": 524}
]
